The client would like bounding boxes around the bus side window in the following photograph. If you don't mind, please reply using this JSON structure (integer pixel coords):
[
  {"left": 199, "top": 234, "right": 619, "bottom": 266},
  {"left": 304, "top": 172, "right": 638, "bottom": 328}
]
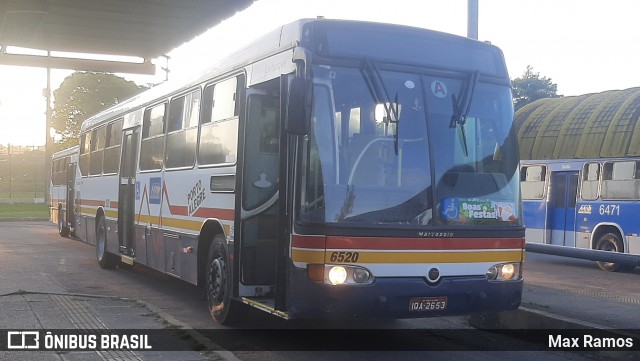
[
  {"left": 198, "top": 77, "right": 240, "bottom": 166},
  {"left": 140, "top": 103, "right": 167, "bottom": 171},
  {"left": 103, "top": 119, "right": 123, "bottom": 174},
  {"left": 520, "top": 165, "right": 546, "bottom": 199},
  {"left": 581, "top": 162, "right": 600, "bottom": 201},
  {"left": 601, "top": 161, "right": 640, "bottom": 200},
  {"left": 79, "top": 132, "right": 91, "bottom": 177},
  {"left": 89, "top": 126, "right": 106, "bottom": 176},
  {"left": 52, "top": 159, "right": 61, "bottom": 186},
  {"left": 166, "top": 90, "right": 200, "bottom": 169}
]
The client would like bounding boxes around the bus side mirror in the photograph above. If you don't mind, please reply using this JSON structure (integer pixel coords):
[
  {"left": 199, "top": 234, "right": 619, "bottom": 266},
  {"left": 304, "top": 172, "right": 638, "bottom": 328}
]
[{"left": 286, "top": 77, "right": 312, "bottom": 135}]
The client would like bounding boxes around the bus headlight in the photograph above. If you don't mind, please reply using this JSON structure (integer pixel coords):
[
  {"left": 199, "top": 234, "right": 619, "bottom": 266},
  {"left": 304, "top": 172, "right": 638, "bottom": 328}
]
[
  {"left": 352, "top": 268, "right": 371, "bottom": 283},
  {"left": 307, "top": 264, "right": 374, "bottom": 285},
  {"left": 486, "top": 262, "right": 521, "bottom": 281},
  {"left": 501, "top": 263, "right": 516, "bottom": 280},
  {"left": 328, "top": 266, "right": 348, "bottom": 285}
]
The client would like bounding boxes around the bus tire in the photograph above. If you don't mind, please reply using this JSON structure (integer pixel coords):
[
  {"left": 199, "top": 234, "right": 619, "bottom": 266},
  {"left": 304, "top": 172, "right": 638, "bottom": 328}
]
[
  {"left": 206, "top": 234, "right": 238, "bottom": 325},
  {"left": 595, "top": 233, "right": 632, "bottom": 272},
  {"left": 96, "top": 216, "right": 118, "bottom": 269},
  {"left": 58, "top": 207, "right": 70, "bottom": 237}
]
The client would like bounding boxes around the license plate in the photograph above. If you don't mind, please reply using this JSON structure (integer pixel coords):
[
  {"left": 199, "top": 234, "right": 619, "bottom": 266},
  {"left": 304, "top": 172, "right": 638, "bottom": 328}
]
[{"left": 409, "top": 296, "right": 448, "bottom": 311}]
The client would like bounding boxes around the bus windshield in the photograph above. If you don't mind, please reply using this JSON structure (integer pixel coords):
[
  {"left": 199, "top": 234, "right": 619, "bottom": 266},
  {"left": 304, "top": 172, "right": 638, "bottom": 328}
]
[{"left": 299, "top": 64, "right": 520, "bottom": 226}]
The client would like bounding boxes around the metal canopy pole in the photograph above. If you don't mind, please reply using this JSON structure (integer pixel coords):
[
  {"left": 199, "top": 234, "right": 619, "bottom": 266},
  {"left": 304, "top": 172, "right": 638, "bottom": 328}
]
[
  {"left": 468, "top": 0, "right": 479, "bottom": 40},
  {"left": 44, "top": 51, "right": 52, "bottom": 205}
]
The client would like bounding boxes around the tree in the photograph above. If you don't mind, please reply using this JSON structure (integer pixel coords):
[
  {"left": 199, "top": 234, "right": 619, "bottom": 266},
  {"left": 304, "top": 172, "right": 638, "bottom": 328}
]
[
  {"left": 511, "top": 65, "right": 561, "bottom": 111},
  {"left": 51, "top": 72, "right": 147, "bottom": 150}
]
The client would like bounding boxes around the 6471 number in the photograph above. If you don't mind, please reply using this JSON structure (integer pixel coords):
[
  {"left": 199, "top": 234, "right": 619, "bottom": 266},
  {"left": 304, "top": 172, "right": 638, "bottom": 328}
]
[{"left": 599, "top": 204, "right": 620, "bottom": 216}]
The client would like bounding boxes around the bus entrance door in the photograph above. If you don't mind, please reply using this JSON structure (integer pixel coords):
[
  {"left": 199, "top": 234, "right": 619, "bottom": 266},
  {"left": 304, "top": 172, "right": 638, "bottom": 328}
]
[
  {"left": 237, "top": 86, "right": 286, "bottom": 316},
  {"left": 548, "top": 171, "right": 579, "bottom": 246},
  {"left": 118, "top": 128, "right": 138, "bottom": 259}
]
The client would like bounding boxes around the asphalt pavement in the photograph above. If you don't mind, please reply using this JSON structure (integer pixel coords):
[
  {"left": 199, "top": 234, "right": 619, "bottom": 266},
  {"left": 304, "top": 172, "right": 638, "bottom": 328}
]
[{"left": 0, "top": 220, "right": 638, "bottom": 360}]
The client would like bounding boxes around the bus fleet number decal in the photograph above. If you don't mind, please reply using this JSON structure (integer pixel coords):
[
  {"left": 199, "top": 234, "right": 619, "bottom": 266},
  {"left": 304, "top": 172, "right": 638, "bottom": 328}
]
[
  {"left": 329, "top": 251, "right": 360, "bottom": 263},
  {"left": 599, "top": 204, "right": 620, "bottom": 216}
]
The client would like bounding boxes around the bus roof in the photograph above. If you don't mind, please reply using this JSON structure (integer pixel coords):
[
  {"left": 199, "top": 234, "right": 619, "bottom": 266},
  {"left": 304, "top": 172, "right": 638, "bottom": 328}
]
[
  {"left": 52, "top": 145, "right": 80, "bottom": 159},
  {"left": 80, "top": 18, "right": 506, "bottom": 133},
  {"left": 521, "top": 157, "right": 640, "bottom": 172}
]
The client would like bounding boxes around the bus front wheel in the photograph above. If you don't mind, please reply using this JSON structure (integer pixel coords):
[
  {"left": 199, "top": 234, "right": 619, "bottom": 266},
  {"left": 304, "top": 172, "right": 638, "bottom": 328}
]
[
  {"left": 206, "top": 235, "right": 240, "bottom": 325},
  {"left": 595, "top": 233, "right": 632, "bottom": 272}
]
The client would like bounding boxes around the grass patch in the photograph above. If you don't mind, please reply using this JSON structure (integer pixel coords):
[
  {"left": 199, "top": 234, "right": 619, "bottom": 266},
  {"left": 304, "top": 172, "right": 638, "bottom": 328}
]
[{"left": 0, "top": 203, "right": 49, "bottom": 220}]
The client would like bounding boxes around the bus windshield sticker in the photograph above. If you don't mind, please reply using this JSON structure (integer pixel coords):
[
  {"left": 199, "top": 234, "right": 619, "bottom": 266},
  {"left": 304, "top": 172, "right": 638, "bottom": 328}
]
[
  {"left": 441, "top": 198, "right": 516, "bottom": 222},
  {"left": 431, "top": 80, "right": 447, "bottom": 98}
]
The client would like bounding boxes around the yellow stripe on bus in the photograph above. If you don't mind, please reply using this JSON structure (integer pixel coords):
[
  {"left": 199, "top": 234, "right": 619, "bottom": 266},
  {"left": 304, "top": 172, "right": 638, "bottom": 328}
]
[
  {"left": 329, "top": 250, "right": 523, "bottom": 264},
  {"left": 291, "top": 249, "right": 523, "bottom": 264},
  {"left": 80, "top": 209, "right": 231, "bottom": 237},
  {"left": 104, "top": 209, "right": 118, "bottom": 219},
  {"left": 291, "top": 249, "right": 326, "bottom": 263}
]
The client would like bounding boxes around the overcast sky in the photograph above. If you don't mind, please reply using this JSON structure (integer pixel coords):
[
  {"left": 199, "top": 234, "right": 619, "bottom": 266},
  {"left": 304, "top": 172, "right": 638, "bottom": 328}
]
[{"left": 1, "top": 0, "right": 638, "bottom": 146}]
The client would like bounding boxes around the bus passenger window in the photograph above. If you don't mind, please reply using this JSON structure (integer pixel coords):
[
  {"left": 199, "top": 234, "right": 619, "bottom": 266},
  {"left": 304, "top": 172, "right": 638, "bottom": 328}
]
[
  {"left": 79, "top": 132, "right": 91, "bottom": 177},
  {"left": 166, "top": 90, "right": 200, "bottom": 169},
  {"left": 140, "top": 103, "right": 166, "bottom": 171},
  {"left": 601, "top": 161, "right": 640, "bottom": 200},
  {"left": 89, "top": 126, "right": 106, "bottom": 175},
  {"left": 198, "top": 77, "right": 240, "bottom": 166},
  {"left": 581, "top": 162, "right": 600, "bottom": 201},
  {"left": 520, "top": 165, "right": 546, "bottom": 199},
  {"left": 103, "top": 119, "right": 123, "bottom": 174}
]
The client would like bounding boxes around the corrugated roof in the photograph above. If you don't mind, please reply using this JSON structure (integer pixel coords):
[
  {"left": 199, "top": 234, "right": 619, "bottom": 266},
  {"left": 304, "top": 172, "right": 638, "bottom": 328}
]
[{"left": 515, "top": 87, "right": 640, "bottom": 159}]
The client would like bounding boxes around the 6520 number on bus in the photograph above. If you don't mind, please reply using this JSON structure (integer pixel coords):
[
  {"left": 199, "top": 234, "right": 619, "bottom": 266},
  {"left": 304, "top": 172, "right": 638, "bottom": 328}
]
[{"left": 329, "top": 251, "right": 360, "bottom": 263}]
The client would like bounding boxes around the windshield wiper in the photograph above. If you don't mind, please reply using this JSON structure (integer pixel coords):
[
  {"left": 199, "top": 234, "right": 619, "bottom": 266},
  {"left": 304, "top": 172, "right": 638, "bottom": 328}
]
[
  {"left": 362, "top": 59, "right": 400, "bottom": 154},
  {"left": 450, "top": 70, "right": 479, "bottom": 157}
]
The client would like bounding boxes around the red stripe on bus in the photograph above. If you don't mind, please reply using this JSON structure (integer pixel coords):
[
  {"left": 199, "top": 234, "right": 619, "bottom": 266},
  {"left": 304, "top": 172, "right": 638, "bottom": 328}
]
[
  {"left": 77, "top": 199, "right": 118, "bottom": 208},
  {"left": 326, "top": 236, "right": 524, "bottom": 250},
  {"left": 192, "top": 207, "right": 235, "bottom": 220},
  {"left": 78, "top": 199, "right": 105, "bottom": 207},
  {"left": 169, "top": 205, "right": 188, "bottom": 216},
  {"left": 292, "top": 235, "right": 326, "bottom": 249}
]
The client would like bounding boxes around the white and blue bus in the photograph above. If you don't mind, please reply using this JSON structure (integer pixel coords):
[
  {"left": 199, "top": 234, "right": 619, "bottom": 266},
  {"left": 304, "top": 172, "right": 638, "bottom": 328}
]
[
  {"left": 59, "top": 18, "right": 524, "bottom": 324},
  {"left": 521, "top": 158, "right": 640, "bottom": 271}
]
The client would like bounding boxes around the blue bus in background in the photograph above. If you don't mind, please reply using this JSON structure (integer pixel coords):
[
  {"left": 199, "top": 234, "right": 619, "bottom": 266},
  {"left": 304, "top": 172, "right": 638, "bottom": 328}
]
[{"left": 521, "top": 158, "right": 640, "bottom": 272}]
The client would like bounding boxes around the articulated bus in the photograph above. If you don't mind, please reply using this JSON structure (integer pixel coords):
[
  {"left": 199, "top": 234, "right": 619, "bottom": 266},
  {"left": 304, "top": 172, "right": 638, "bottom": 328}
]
[
  {"left": 521, "top": 159, "right": 640, "bottom": 272},
  {"left": 59, "top": 19, "right": 524, "bottom": 323},
  {"left": 50, "top": 145, "right": 79, "bottom": 237}
]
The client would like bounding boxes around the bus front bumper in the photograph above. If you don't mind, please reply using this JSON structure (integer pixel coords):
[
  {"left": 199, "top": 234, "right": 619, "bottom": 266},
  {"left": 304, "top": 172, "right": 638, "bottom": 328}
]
[{"left": 286, "top": 265, "right": 523, "bottom": 319}]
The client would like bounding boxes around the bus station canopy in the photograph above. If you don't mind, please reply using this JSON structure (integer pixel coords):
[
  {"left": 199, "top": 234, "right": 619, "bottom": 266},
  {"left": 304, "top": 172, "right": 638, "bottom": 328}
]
[
  {"left": 0, "top": 0, "right": 254, "bottom": 74},
  {"left": 515, "top": 87, "right": 640, "bottom": 160}
]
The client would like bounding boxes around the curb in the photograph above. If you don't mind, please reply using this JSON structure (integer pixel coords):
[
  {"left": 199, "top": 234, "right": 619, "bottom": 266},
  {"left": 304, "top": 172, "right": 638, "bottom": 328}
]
[
  {"left": 135, "top": 299, "right": 243, "bottom": 361},
  {"left": 0, "top": 290, "right": 241, "bottom": 361},
  {"left": 0, "top": 218, "right": 50, "bottom": 222}
]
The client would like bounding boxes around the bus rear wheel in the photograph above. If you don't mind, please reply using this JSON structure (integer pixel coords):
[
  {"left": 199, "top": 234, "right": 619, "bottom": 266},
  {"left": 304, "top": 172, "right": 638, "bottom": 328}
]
[
  {"left": 595, "top": 233, "right": 633, "bottom": 272},
  {"left": 206, "top": 235, "right": 239, "bottom": 325}
]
